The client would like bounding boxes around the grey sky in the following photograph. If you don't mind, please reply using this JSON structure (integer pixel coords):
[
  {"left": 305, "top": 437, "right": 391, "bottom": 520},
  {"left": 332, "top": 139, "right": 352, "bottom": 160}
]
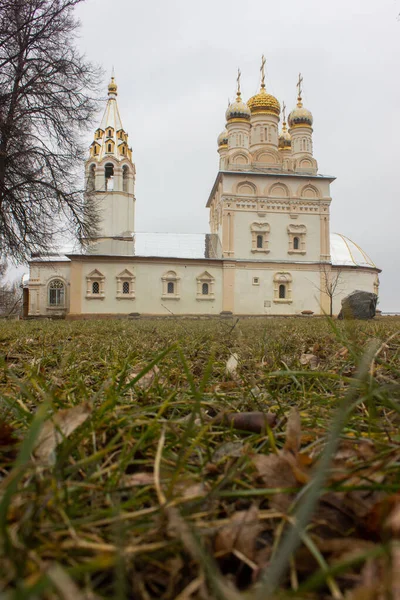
[{"left": 11, "top": 0, "right": 400, "bottom": 311}]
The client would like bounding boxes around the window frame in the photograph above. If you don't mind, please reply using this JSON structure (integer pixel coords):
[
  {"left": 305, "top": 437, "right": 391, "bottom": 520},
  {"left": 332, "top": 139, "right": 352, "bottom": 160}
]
[
  {"left": 116, "top": 269, "right": 135, "bottom": 299},
  {"left": 86, "top": 270, "right": 105, "bottom": 300},
  {"left": 196, "top": 271, "right": 215, "bottom": 301},
  {"left": 161, "top": 271, "right": 180, "bottom": 300},
  {"left": 273, "top": 272, "right": 293, "bottom": 304},
  {"left": 48, "top": 279, "right": 66, "bottom": 308},
  {"left": 287, "top": 224, "right": 307, "bottom": 255},
  {"left": 250, "top": 222, "right": 270, "bottom": 254}
]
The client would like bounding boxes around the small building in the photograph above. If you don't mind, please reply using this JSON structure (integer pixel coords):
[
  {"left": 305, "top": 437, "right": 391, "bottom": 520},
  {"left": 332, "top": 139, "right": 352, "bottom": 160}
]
[{"left": 27, "top": 66, "right": 380, "bottom": 318}]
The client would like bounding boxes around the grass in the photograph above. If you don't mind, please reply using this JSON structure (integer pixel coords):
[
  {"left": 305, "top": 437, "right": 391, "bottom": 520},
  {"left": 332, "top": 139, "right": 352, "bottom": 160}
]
[{"left": 0, "top": 316, "right": 399, "bottom": 599}]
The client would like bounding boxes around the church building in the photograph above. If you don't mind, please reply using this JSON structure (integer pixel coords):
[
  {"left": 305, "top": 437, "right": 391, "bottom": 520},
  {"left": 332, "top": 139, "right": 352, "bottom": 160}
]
[{"left": 27, "top": 61, "right": 380, "bottom": 318}]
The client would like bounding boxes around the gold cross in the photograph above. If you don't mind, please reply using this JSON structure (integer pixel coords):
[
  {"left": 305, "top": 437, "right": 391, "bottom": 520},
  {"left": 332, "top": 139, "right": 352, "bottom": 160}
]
[
  {"left": 297, "top": 73, "right": 303, "bottom": 99},
  {"left": 282, "top": 101, "right": 286, "bottom": 122},
  {"left": 260, "top": 55, "right": 266, "bottom": 89}
]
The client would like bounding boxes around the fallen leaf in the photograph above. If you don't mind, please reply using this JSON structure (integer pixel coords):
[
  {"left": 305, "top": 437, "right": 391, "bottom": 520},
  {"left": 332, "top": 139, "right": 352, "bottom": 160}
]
[
  {"left": 212, "top": 441, "right": 244, "bottom": 463},
  {"left": 300, "top": 353, "right": 319, "bottom": 370},
  {"left": 33, "top": 402, "right": 91, "bottom": 464},
  {"left": 226, "top": 353, "right": 239, "bottom": 377},
  {"left": 252, "top": 408, "right": 310, "bottom": 510},
  {"left": 0, "top": 420, "right": 18, "bottom": 461},
  {"left": 126, "top": 365, "right": 160, "bottom": 390},
  {"left": 252, "top": 453, "right": 299, "bottom": 511},
  {"left": 214, "top": 505, "right": 263, "bottom": 562},
  {"left": 120, "top": 472, "right": 154, "bottom": 487},
  {"left": 180, "top": 482, "right": 207, "bottom": 500},
  {"left": 284, "top": 408, "right": 301, "bottom": 456},
  {"left": 214, "top": 411, "right": 277, "bottom": 434}
]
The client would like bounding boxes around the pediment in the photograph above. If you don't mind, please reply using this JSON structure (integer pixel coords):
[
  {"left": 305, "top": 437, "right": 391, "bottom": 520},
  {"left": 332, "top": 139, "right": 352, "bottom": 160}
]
[
  {"left": 116, "top": 269, "right": 134, "bottom": 279},
  {"left": 86, "top": 269, "right": 104, "bottom": 279}
]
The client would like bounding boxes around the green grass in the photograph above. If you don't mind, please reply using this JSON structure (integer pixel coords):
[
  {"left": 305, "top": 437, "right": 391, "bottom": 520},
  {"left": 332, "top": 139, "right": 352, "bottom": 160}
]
[{"left": 0, "top": 316, "right": 399, "bottom": 599}]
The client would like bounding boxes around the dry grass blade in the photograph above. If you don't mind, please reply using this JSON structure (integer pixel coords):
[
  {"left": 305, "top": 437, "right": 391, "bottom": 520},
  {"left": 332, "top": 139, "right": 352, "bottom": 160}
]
[{"left": 46, "top": 563, "right": 86, "bottom": 600}]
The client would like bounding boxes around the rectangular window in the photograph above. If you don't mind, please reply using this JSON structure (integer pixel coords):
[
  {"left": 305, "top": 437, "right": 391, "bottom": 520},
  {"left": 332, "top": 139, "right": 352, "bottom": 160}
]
[{"left": 252, "top": 277, "right": 260, "bottom": 286}]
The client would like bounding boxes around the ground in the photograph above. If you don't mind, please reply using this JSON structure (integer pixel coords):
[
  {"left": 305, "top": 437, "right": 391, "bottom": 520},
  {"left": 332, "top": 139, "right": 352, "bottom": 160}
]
[{"left": 0, "top": 316, "right": 399, "bottom": 599}]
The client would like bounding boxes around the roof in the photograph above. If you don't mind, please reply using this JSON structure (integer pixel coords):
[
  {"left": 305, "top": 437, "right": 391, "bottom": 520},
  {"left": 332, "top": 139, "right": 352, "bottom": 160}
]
[
  {"left": 330, "top": 233, "right": 377, "bottom": 269},
  {"left": 132, "top": 233, "right": 222, "bottom": 259},
  {"left": 100, "top": 97, "right": 123, "bottom": 132}
]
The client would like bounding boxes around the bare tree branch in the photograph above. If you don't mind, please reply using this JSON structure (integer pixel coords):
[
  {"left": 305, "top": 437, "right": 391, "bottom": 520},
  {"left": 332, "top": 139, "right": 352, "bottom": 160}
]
[
  {"left": 0, "top": 0, "right": 102, "bottom": 262},
  {"left": 315, "top": 263, "right": 345, "bottom": 317}
]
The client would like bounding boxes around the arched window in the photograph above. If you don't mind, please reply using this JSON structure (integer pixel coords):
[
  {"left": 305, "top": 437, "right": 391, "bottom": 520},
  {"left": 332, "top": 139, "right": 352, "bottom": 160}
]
[
  {"left": 256, "top": 234, "right": 263, "bottom": 249},
  {"left": 293, "top": 236, "right": 300, "bottom": 250},
  {"left": 92, "top": 281, "right": 99, "bottom": 294},
  {"left": 122, "top": 165, "right": 129, "bottom": 192},
  {"left": 196, "top": 271, "right": 215, "bottom": 300},
  {"left": 122, "top": 281, "right": 130, "bottom": 294},
  {"left": 162, "top": 270, "right": 180, "bottom": 299},
  {"left": 48, "top": 279, "right": 65, "bottom": 306},
  {"left": 108, "top": 129, "right": 112, "bottom": 137},
  {"left": 107, "top": 143, "right": 112, "bottom": 153},
  {"left": 93, "top": 146, "right": 97, "bottom": 155},
  {"left": 274, "top": 272, "right": 292, "bottom": 303},
  {"left": 105, "top": 163, "right": 114, "bottom": 191}
]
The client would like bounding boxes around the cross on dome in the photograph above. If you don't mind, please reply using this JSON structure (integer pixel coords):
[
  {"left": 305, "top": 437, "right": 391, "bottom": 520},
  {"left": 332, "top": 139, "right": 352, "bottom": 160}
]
[
  {"left": 282, "top": 100, "right": 287, "bottom": 123},
  {"left": 297, "top": 73, "right": 303, "bottom": 105},
  {"left": 260, "top": 55, "right": 266, "bottom": 89},
  {"left": 236, "top": 68, "right": 242, "bottom": 99}
]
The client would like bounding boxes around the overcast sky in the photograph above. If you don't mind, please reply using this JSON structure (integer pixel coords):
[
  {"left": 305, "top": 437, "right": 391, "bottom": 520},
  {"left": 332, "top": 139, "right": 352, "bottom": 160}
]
[{"left": 14, "top": 0, "right": 400, "bottom": 311}]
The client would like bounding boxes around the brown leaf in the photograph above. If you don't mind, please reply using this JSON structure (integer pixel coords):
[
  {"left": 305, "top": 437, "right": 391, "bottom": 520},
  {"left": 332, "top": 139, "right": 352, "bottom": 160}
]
[
  {"left": 33, "top": 402, "right": 91, "bottom": 464},
  {"left": 253, "top": 453, "right": 299, "bottom": 511},
  {"left": 300, "top": 353, "right": 319, "bottom": 370},
  {"left": 283, "top": 408, "right": 301, "bottom": 457},
  {"left": 214, "top": 411, "right": 277, "bottom": 434},
  {"left": 0, "top": 420, "right": 18, "bottom": 461},
  {"left": 214, "top": 505, "right": 263, "bottom": 562},
  {"left": 127, "top": 365, "right": 160, "bottom": 390}
]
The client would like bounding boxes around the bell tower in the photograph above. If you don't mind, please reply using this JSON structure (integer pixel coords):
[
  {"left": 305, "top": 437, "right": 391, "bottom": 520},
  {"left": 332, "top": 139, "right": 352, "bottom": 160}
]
[{"left": 84, "top": 77, "right": 136, "bottom": 254}]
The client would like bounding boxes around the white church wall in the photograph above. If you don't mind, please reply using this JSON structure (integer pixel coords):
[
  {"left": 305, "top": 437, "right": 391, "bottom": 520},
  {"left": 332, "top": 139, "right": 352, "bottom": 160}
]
[
  {"left": 28, "top": 262, "right": 71, "bottom": 316},
  {"left": 331, "top": 268, "right": 379, "bottom": 315},
  {"left": 232, "top": 211, "right": 321, "bottom": 262},
  {"left": 79, "top": 261, "right": 223, "bottom": 315},
  {"left": 233, "top": 266, "right": 321, "bottom": 315}
]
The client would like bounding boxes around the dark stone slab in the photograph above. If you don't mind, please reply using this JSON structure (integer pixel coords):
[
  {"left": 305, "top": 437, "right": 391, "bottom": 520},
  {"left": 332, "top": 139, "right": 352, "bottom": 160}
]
[{"left": 338, "top": 290, "right": 378, "bottom": 320}]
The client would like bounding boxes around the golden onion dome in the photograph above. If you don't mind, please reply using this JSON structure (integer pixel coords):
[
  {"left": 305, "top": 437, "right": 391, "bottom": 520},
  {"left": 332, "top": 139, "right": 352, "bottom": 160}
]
[
  {"left": 108, "top": 77, "right": 118, "bottom": 96},
  {"left": 217, "top": 129, "right": 228, "bottom": 148},
  {"left": 247, "top": 86, "right": 280, "bottom": 116},
  {"left": 288, "top": 99, "right": 313, "bottom": 128}
]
